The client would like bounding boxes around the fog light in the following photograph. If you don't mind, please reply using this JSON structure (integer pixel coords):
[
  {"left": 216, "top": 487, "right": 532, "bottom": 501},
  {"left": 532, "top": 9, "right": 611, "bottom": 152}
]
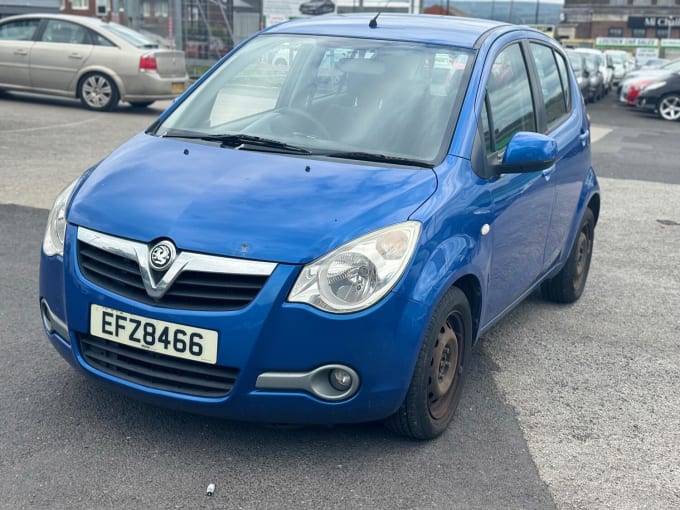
[{"left": 329, "top": 368, "right": 353, "bottom": 391}]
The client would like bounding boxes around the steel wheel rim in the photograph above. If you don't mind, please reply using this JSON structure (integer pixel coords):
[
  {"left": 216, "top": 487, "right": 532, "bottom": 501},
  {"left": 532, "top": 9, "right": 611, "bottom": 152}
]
[
  {"left": 82, "top": 75, "right": 112, "bottom": 109},
  {"left": 573, "top": 225, "right": 593, "bottom": 290},
  {"left": 428, "top": 313, "right": 462, "bottom": 420},
  {"left": 660, "top": 96, "right": 680, "bottom": 121}
]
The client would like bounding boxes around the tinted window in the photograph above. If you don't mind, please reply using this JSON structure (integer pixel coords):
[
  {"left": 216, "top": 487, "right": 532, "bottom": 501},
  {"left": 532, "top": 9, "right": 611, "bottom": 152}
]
[
  {"left": 530, "top": 43, "right": 567, "bottom": 126},
  {"left": 0, "top": 19, "right": 40, "bottom": 41},
  {"left": 486, "top": 44, "right": 536, "bottom": 151},
  {"left": 41, "top": 20, "right": 90, "bottom": 44}
]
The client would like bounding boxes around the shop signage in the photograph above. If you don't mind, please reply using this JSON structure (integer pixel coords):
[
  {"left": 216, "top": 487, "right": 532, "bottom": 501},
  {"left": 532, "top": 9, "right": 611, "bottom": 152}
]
[{"left": 628, "top": 16, "right": 679, "bottom": 29}]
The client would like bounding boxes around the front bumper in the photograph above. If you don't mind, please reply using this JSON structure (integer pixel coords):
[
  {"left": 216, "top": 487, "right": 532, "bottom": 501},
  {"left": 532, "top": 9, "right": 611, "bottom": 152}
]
[
  {"left": 636, "top": 94, "right": 658, "bottom": 113},
  {"left": 39, "top": 225, "right": 430, "bottom": 424}
]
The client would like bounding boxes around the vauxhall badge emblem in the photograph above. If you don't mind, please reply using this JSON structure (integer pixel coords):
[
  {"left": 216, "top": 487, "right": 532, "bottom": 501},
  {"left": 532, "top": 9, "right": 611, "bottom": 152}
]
[{"left": 149, "top": 240, "right": 176, "bottom": 271}]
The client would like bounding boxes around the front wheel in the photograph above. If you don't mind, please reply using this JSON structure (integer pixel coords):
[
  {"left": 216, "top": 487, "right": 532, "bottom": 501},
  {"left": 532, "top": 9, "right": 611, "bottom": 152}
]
[
  {"left": 542, "top": 208, "right": 595, "bottom": 303},
  {"left": 79, "top": 73, "right": 119, "bottom": 111},
  {"left": 658, "top": 94, "right": 680, "bottom": 121},
  {"left": 385, "top": 286, "right": 472, "bottom": 440}
]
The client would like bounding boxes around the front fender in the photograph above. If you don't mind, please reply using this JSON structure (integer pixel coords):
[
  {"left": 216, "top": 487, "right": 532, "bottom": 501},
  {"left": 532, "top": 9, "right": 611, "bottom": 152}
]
[{"left": 398, "top": 229, "right": 488, "bottom": 344}]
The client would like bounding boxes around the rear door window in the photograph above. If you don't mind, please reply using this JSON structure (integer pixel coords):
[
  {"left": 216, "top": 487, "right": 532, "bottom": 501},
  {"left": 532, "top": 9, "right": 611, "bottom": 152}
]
[{"left": 530, "top": 43, "right": 568, "bottom": 127}]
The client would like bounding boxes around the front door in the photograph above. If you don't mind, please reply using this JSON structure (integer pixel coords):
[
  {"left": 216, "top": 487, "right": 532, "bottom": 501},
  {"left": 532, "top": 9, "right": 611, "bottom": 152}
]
[
  {"left": 482, "top": 43, "right": 555, "bottom": 319},
  {"left": 0, "top": 18, "right": 41, "bottom": 88}
]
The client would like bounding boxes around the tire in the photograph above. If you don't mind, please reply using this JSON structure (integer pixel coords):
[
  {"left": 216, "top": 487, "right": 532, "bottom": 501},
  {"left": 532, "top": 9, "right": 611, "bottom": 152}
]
[
  {"left": 542, "top": 208, "right": 595, "bottom": 303},
  {"left": 129, "top": 101, "right": 154, "bottom": 108},
  {"left": 657, "top": 94, "right": 680, "bottom": 121},
  {"left": 79, "top": 72, "right": 119, "bottom": 111},
  {"left": 385, "top": 286, "right": 472, "bottom": 440}
]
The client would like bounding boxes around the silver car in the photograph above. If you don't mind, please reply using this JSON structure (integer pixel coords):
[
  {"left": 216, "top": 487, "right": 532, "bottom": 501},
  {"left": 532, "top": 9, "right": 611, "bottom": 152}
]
[{"left": 0, "top": 14, "right": 188, "bottom": 110}]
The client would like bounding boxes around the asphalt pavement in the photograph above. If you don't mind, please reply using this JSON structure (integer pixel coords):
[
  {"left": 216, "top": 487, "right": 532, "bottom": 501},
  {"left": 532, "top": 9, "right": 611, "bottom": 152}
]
[{"left": 0, "top": 90, "right": 678, "bottom": 509}]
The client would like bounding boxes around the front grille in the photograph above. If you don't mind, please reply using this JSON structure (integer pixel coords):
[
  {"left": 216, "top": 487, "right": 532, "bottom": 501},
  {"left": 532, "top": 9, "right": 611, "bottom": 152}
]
[
  {"left": 77, "top": 242, "right": 269, "bottom": 311},
  {"left": 79, "top": 333, "right": 238, "bottom": 398}
]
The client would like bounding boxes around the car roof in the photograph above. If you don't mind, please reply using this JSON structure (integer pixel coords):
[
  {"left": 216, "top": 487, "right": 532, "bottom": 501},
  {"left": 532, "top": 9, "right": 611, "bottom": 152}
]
[
  {"left": 264, "top": 14, "right": 512, "bottom": 49},
  {"left": 0, "top": 13, "right": 108, "bottom": 29}
]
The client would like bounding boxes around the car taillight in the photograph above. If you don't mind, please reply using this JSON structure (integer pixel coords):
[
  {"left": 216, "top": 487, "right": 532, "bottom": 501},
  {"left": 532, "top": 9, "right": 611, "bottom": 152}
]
[{"left": 139, "top": 55, "right": 157, "bottom": 71}]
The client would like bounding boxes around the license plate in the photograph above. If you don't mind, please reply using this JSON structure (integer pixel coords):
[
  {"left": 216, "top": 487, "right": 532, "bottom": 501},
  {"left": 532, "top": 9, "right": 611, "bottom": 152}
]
[
  {"left": 171, "top": 82, "right": 185, "bottom": 94},
  {"left": 89, "top": 304, "right": 218, "bottom": 364}
]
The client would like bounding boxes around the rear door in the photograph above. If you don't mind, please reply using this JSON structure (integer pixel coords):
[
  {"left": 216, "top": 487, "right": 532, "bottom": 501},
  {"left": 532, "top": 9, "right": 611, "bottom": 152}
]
[
  {"left": 29, "top": 19, "right": 94, "bottom": 92},
  {"left": 527, "top": 41, "right": 590, "bottom": 267},
  {"left": 0, "top": 18, "right": 41, "bottom": 88}
]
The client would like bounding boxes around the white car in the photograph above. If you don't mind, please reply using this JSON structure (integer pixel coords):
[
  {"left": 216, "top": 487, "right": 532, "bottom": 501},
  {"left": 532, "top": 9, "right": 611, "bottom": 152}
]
[
  {"left": 604, "top": 49, "right": 629, "bottom": 86},
  {"left": 576, "top": 48, "right": 612, "bottom": 93}
]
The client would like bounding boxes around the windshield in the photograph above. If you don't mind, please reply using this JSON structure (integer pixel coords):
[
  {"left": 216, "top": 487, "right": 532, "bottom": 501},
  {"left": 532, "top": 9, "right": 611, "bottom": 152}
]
[
  {"left": 100, "top": 22, "right": 159, "bottom": 48},
  {"left": 157, "top": 34, "right": 474, "bottom": 163}
]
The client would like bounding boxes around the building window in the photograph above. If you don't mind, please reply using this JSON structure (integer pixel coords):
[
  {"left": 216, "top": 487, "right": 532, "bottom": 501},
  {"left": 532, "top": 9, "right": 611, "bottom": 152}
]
[
  {"left": 71, "top": 0, "right": 89, "bottom": 9},
  {"left": 608, "top": 27, "right": 624, "bottom": 37},
  {"left": 656, "top": 0, "right": 673, "bottom": 5},
  {"left": 632, "top": 28, "right": 647, "bottom": 37},
  {"left": 656, "top": 28, "right": 670, "bottom": 38},
  {"left": 143, "top": 1, "right": 151, "bottom": 17},
  {"left": 609, "top": 0, "right": 626, "bottom": 5},
  {"left": 632, "top": 0, "right": 651, "bottom": 5},
  {"left": 159, "top": 1, "right": 169, "bottom": 17}
]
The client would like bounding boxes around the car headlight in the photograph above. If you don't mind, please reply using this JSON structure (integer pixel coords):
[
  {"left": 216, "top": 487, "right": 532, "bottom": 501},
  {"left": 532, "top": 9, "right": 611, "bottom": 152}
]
[
  {"left": 42, "top": 179, "right": 78, "bottom": 257},
  {"left": 288, "top": 221, "right": 421, "bottom": 313},
  {"left": 643, "top": 81, "right": 666, "bottom": 92}
]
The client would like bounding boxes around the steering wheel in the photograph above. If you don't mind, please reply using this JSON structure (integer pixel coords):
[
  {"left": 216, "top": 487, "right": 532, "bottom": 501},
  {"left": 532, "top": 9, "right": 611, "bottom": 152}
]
[{"left": 272, "top": 107, "right": 331, "bottom": 139}]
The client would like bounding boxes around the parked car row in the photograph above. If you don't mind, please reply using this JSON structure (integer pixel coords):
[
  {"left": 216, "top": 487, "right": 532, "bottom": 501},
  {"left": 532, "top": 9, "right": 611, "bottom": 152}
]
[
  {"left": 564, "top": 48, "right": 631, "bottom": 104},
  {"left": 618, "top": 58, "right": 680, "bottom": 121}
]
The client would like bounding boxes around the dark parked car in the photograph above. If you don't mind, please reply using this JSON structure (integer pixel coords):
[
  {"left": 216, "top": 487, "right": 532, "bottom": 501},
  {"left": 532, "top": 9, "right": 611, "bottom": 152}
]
[
  {"left": 40, "top": 15, "right": 599, "bottom": 440},
  {"left": 566, "top": 50, "right": 590, "bottom": 101},
  {"left": 299, "top": 0, "right": 335, "bottom": 15},
  {"left": 636, "top": 72, "right": 680, "bottom": 121}
]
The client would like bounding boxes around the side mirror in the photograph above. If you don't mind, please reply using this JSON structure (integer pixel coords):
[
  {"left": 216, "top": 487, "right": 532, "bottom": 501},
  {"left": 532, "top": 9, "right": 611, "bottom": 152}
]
[{"left": 498, "top": 132, "right": 557, "bottom": 174}]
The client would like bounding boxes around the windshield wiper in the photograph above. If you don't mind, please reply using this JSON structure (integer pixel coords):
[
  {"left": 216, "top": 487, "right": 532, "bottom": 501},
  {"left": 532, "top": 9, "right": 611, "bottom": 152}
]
[
  {"left": 161, "top": 132, "right": 312, "bottom": 155},
  {"left": 318, "top": 151, "right": 433, "bottom": 168}
]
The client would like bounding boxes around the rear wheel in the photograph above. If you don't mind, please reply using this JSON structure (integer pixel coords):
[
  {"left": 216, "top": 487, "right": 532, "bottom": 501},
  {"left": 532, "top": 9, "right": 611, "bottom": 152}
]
[
  {"left": 79, "top": 72, "right": 119, "bottom": 111},
  {"left": 385, "top": 286, "right": 472, "bottom": 440},
  {"left": 658, "top": 94, "right": 680, "bottom": 121},
  {"left": 542, "top": 208, "right": 595, "bottom": 303}
]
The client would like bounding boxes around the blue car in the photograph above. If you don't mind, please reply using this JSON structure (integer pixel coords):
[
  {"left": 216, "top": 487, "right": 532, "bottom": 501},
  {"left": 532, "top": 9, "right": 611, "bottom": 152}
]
[{"left": 40, "top": 14, "right": 599, "bottom": 439}]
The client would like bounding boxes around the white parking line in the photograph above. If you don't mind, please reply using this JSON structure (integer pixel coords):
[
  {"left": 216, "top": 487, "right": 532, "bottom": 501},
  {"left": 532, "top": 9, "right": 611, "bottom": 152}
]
[
  {"left": 0, "top": 117, "right": 97, "bottom": 134},
  {"left": 590, "top": 125, "right": 612, "bottom": 144}
]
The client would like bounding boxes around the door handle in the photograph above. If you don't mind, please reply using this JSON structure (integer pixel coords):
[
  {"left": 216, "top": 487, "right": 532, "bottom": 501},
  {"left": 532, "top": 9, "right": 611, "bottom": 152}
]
[
  {"left": 69, "top": 53, "right": 83, "bottom": 60},
  {"left": 579, "top": 129, "right": 590, "bottom": 147},
  {"left": 14, "top": 49, "right": 28, "bottom": 56}
]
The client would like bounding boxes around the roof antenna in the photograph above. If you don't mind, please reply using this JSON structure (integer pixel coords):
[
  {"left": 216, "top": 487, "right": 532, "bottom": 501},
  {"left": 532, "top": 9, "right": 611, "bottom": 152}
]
[{"left": 369, "top": 12, "right": 381, "bottom": 29}]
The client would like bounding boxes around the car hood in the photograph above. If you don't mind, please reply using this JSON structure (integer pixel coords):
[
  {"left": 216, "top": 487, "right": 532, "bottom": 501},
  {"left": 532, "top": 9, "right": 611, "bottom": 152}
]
[
  {"left": 624, "top": 69, "right": 670, "bottom": 83},
  {"left": 68, "top": 134, "right": 437, "bottom": 264}
]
